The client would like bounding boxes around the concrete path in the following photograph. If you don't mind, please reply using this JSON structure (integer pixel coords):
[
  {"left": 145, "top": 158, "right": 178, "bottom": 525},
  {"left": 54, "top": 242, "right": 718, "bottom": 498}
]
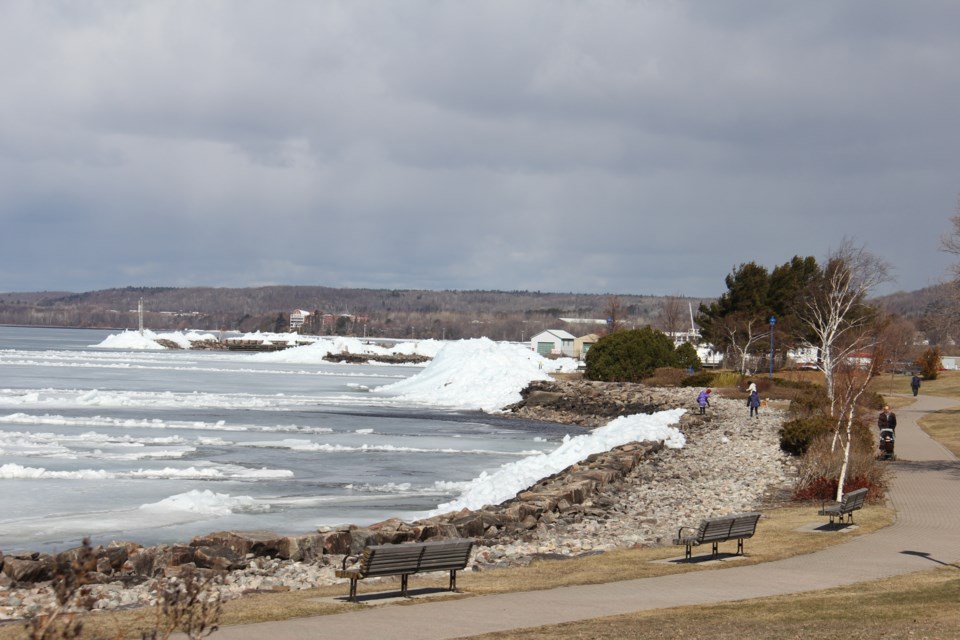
[{"left": 210, "top": 394, "right": 960, "bottom": 640}]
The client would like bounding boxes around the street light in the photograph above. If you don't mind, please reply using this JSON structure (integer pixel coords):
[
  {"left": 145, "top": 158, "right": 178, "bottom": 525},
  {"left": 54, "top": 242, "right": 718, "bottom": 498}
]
[{"left": 769, "top": 316, "right": 776, "bottom": 378}]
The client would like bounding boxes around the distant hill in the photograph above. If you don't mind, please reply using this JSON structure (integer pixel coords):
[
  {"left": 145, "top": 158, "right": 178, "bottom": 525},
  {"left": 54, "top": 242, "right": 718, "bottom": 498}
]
[
  {"left": 5, "top": 283, "right": 944, "bottom": 342},
  {"left": 0, "top": 285, "right": 709, "bottom": 341},
  {"left": 872, "top": 283, "right": 955, "bottom": 318}
]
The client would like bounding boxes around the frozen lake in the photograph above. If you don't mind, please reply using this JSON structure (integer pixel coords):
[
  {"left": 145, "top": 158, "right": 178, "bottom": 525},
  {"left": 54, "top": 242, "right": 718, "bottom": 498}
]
[{"left": 0, "top": 326, "right": 572, "bottom": 552}]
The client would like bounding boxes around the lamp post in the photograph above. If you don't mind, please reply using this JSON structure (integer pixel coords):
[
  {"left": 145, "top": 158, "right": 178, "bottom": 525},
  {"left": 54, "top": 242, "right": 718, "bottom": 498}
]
[{"left": 769, "top": 316, "right": 776, "bottom": 378}]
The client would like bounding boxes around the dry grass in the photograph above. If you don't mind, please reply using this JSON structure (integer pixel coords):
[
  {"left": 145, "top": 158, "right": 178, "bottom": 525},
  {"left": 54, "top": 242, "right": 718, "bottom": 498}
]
[
  {"left": 870, "top": 369, "right": 960, "bottom": 401},
  {"left": 465, "top": 566, "right": 960, "bottom": 640},
  {"left": 918, "top": 408, "right": 960, "bottom": 458}
]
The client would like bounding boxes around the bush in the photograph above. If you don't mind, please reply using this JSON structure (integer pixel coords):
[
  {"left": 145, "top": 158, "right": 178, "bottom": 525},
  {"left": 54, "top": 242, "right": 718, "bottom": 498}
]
[
  {"left": 709, "top": 371, "right": 742, "bottom": 388},
  {"left": 787, "top": 385, "right": 830, "bottom": 419},
  {"left": 584, "top": 327, "right": 678, "bottom": 382},
  {"left": 644, "top": 367, "right": 688, "bottom": 387},
  {"left": 916, "top": 347, "right": 942, "bottom": 381},
  {"left": 793, "top": 436, "right": 889, "bottom": 501},
  {"left": 770, "top": 377, "right": 820, "bottom": 391},
  {"left": 680, "top": 371, "right": 715, "bottom": 388},
  {"left": 780, "top": 416, "right": 834, "bottom": 456},
  {"left": 674, "top": 342, "right": 702, "bottom": 371}
]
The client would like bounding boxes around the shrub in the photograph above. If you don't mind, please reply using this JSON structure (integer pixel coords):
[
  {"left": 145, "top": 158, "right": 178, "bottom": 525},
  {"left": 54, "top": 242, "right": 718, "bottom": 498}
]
[
  {"left": 674, "top": 342, "right": 702, "bottom": 371},
  {"left": 769, "top": 376, "right": 820, "bottom": 391},
  {"left": 709, "top": 371, "right": 742, "bottom": 388},
  {"left": 680, "top": 371, "right": 715, "bottom": 388},
  {"left": 793, "top": 436, "right": 889, "bottom": 501},
  {"left": 644, "top": 367, "right": 688, "bottom": 387},
  {"left": 787, "top": 385, "right": 830, "bottom": 419},
  {"left": 780, "top": 416, "right": 834, "bottom": 456},
  {"left": 584, "top": 327, "right": 678, "bottom": 382},
  {"left": 916, "top": 347, "right": 942, "bottom": 381}
]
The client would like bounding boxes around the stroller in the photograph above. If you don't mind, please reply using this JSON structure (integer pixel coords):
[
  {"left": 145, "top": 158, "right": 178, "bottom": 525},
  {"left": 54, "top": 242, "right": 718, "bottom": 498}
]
[{"left": 878, "top": 427, "right": 896, "bottom": 460}]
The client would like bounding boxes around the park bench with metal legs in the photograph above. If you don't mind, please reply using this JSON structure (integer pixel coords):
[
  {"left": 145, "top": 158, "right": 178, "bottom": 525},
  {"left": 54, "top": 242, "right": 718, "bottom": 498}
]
[
  {"left": 673, "top": 512, "right": 762, "bottom": 560},
  {"left": 818, "top": 487, "right": 868, "bottom": 525},
  {"left": 335, "top": 539, "right": 474, "bottom": 602}
]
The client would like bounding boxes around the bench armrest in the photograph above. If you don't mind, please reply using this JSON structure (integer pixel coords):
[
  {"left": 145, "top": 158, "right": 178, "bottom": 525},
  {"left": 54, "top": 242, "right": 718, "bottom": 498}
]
[
  {"left": 676, "top": 526, "right": 695, "bottom": 539},
  {"left": 341, "top": 554, "right": 359, "bottom": 571}
]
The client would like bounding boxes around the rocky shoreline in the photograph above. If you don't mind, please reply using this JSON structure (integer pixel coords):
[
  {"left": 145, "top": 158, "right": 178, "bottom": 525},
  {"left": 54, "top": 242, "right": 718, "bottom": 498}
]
[{"left": 0, "top": 381, "right": 795, "bottom": 621}]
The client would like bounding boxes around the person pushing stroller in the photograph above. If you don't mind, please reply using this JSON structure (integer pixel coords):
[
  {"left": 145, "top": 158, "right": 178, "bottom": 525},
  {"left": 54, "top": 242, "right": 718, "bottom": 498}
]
[{"left": 878, "top": 405, "right": 897, "bottom": 460}]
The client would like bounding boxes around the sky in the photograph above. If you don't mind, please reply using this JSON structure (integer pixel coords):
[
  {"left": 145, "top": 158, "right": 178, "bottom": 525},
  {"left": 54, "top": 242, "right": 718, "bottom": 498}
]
[{"left": 2, "top": 1, "right": 958, "bottom": 298}]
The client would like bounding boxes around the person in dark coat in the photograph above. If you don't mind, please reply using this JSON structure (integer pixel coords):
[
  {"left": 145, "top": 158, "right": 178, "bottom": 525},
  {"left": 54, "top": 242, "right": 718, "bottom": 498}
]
[
  {"left": 878, "top": 405, "right": 897, "bottom": 432},
  {"left": 748, "top": 390, "right": 761, "bottom": 417},
  {"left": 911, "top": 375, "right": 921, "bottom": 396}
]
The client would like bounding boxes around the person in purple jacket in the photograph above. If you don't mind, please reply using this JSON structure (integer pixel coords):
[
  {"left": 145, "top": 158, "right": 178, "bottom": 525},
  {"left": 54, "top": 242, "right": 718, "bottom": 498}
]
[{"left": 696, "top": 388, "right": 711, "bottom": 415}]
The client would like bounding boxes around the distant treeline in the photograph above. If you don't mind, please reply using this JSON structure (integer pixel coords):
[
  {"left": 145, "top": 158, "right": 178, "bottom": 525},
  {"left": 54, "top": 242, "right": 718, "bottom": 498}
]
[
  {"left": 0, "top": 286, "right": 705, "bottom": 340},
  {"left": 0, "top": 283, "right": 942, "bottom": 341}
]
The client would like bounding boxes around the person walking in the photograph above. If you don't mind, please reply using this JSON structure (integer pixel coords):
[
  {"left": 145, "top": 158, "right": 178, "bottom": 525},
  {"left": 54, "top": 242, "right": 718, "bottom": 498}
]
[
  {"left": 748, "top": 390, "right": 761, "bottom": 418},
  {"left": 696, "top": 388, "right": 711, "bottom": 415},
  {"left": 911, "top": 375, "right": 921, "bottom": 397},
  {"left": 878, "top": 405, "right": 897, "bottom": 432}
]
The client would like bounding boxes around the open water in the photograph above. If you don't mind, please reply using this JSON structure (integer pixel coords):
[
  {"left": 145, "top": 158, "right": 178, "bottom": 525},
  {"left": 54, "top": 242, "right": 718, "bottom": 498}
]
[{"left": 0, "top": 326, "right": 568, "bottom": 552}]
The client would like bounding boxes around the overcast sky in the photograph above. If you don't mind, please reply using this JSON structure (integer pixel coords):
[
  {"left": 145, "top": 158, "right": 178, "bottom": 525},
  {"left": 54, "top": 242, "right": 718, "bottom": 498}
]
[{"left": 2, "top": 1, "right": 957, "bottom": 298}]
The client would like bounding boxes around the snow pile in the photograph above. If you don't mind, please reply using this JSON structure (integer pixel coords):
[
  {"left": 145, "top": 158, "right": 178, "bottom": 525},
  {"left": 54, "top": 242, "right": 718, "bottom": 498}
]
[
  {"left": 93, "top": 329, "right": 218, "bottom": 350},
  {"left": 376, "top": 337, "right": 578, "bottom": 412},
  {"left": 430, "top": 408, "right": 686, "bottom": 514},
  {"left": 139, "top": 489, "right": 268, "bottom": 515}
]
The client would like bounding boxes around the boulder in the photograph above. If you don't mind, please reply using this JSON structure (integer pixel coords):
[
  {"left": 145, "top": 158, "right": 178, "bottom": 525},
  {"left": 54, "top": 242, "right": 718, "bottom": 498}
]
[
  {"left": 277, "top": 534, "right": 325, "bottom": 562},
  {"left": 2, "top": 557, "right": 52, "bottom": 582},
  {"left": 194, "top": 545, "right": 247, "bottom": 571},
  {"left": 189, "top": 530, "right": 285, "bottom": 558},
  {"left": 319, "top": 529, "right": 352, "bottom": 555}
]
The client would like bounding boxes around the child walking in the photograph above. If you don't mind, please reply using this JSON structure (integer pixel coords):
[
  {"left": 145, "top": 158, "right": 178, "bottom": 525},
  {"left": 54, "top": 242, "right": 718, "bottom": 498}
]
[
  {"left": 697, "top": 388, "right": 712, "bottom": 415},
  {"left": 748, "top": 390, "right": 760, "bottom": 417}
]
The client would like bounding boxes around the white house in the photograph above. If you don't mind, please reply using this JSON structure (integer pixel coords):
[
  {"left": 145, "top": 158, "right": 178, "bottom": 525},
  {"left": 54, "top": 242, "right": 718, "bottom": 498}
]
[
  {"left": 530, "top": 329, "right": 576, "bottom": 357},
  {"left": 289, "top": 309, "right": 311, "bottom": 331}
]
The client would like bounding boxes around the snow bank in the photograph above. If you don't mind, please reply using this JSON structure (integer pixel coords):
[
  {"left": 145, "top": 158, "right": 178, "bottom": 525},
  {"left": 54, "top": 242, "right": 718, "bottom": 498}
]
[
  {"left": 430, "top": 408, "right": 686, "bottom": 514},
  {"left": 375, "top": 337, "right": 578, "bottom": 412}
]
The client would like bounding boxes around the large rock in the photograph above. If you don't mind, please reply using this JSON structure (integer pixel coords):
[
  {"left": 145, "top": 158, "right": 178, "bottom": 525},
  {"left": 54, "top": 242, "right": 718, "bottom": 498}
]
[
  {"left": 277, "top": 534, "right": 325, "bottom": 562},
  {"left": 194, "top": 545, "right": 247, "bottom": 571},
  {"left": 318, "top": 529, "right": 352, "bottom": 555},
  {"left": 189, "top": 530, "right": 285, "bottom": 558},
  {"left": 2, "top": 557, "right": 52, "bottom": 582}
]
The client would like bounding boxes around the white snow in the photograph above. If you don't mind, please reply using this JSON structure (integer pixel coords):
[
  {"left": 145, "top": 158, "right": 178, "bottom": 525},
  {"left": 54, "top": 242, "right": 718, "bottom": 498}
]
[
  {"left": 375, "top": 337, "right": 578, "bottom": 412},
  {"left": 429, "top": 409, "right": 686, "bottom": 514}
]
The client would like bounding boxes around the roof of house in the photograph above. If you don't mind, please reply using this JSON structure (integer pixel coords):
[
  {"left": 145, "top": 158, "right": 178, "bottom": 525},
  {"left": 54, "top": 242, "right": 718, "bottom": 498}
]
[{"left": 532, "top": 329, "right": 577, "bottom": 341}]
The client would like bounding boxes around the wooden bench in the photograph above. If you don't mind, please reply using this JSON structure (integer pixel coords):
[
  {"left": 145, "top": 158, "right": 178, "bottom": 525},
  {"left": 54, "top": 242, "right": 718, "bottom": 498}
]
[
  {"left": 335, "top": 539, "right": 474, "bottom": 602},
  {"left": 818, "top": 487, "right": 868, "bottom": 525},
  {"left": 673, "top": 512, "right": 761, "bottom": 560}
]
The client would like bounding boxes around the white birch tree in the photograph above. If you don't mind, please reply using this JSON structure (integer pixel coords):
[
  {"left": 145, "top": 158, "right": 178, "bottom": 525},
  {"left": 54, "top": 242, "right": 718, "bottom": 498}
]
[{"left": 796, "top": 239, "right": 890, "bottom": 417}]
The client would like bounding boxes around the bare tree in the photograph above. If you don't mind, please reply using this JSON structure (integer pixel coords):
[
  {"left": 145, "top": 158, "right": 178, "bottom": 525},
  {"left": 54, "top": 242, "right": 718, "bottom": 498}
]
[
  {"left": 657, "top": 295, "right": 687, "bottom": 337},
  {"left": 719, "top": 313, "right": 770, "bottom": 375},
  {"left": 831, "top": 353, "right": 877, "bottom": 500},
  {"left": 940, "top": 195, "right": 960, "bottom": 278},
  {"left": 604, "top": 295, "right": 626, "bottom": 335},
  {"left": 797, "top": 239, "right": 891, "bottom": 415}
]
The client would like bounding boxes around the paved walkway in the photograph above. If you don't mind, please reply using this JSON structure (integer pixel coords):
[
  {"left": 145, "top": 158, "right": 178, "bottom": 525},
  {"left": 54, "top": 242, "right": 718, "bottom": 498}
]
[{"left": 211, "top": 394, "right": 960, "bottom": 640}]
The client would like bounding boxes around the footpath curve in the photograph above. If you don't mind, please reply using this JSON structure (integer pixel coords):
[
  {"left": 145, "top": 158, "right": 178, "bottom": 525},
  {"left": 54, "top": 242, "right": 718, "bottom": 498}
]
[{"left": 209, "top": 394, "right": 960, "bottom": 640}]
